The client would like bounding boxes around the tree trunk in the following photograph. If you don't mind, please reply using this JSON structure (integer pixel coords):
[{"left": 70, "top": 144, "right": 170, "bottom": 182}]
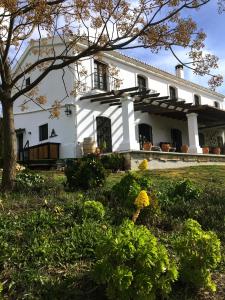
[{"left": 1, "top": 100, "right": 17, "bottom": 192}]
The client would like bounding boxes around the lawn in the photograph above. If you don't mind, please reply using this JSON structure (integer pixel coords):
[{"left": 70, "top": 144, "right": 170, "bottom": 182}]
[{"left": 0, "top": 165, "right": 224, "bottom": 299}]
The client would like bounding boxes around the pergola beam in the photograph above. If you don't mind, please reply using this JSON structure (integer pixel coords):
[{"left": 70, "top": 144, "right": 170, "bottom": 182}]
[{"left": 79, "top": 86, "right": 139, "bottom": 101}]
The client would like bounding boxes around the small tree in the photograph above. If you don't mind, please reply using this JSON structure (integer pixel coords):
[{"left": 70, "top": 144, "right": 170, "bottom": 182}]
[{"left": 0, "top": 0, "right": 223, "bottom": 191}]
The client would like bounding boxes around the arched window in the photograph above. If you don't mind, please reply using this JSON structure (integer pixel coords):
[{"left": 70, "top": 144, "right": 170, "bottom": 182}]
[
  {"left": 169, "top": 86, "right": 177, "bottom": 99},
  {"left": 138, "top": 123, "right": 153, "bottom": 150},
  {"left": 214, "top": 101, "right": 220, "bottom": 108},
  {"left": 137, "top": 75, "right": 147, "bottom": 92},
  {"left": 96, "top": 116, "right": 112, "bottom": 152},
  {"left": 194, "top": 94, "right": 201, "bottom": 106}
]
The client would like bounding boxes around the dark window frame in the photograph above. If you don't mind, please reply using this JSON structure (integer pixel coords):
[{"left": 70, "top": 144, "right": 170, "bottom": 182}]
[
  {"left": 39, "top": 123, "right": 48, "bottom": 141},
  {"left": 137, "top": 75, "right": 147, "bottom": 92},
  {"left": 214, "top": 101, "right": 220, "bottom": 108},
  {"left": 94, "top": 60, "right": 108, "bottom": 91},
  {"left": 169, "top": 86, "right": 177, "bottom": 99},
  {"left": 138, "top": 123, "right": 153, "bottom": 150},
  {"left": 26, "top": 77, "right": 31, "bottom": 87},
  {"left": 96, "top": 116, "right": 112, "bottom": 152},
  {"left": 194, "top": 94, "right": 201, "bottom": 106}
]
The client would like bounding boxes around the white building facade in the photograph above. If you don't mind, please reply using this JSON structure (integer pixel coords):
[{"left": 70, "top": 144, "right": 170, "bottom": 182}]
[{"left": 14, "top": 40, "right": 225, "bottom": 160}]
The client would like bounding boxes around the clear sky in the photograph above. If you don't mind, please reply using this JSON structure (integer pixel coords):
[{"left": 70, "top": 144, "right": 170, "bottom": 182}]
[{"left": 123, "top": 1, "right": 225, "bottom": 95}]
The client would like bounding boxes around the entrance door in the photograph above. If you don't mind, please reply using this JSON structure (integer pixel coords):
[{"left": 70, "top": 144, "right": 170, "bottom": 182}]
[
  {"left": 171, "top": 128, "right": 182, "bottom": 152},
  {"left": 138, "top": 124, "right": 153, "bottom": 150},
  {"left": 96, "top": 116, "right": 112, "bottom": 152},
  {"left": 17, "top": 133, "right": 24, "bottom": 160}
]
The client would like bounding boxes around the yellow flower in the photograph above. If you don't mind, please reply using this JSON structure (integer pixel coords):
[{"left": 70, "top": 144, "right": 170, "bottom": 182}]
[
  {"left": 134, "top": 190, "right": 150, "bottom": 209},
  {"left": 138, "top": 159, "right": 148, "bottom": 170}
]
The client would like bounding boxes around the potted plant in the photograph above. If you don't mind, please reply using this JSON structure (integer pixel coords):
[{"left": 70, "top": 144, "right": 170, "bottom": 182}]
[
  {"left": 202, "top": 146, "right": 209, "bottom": 154},
  {"left": 143, "top": 141, "right": 152, "bottom": 151},
  {"left": 212, "top": 147, "right": 221, "bottom": 155},
  {"left": 181, "top": 144, "right": 189, "bottom": 153},
  {"left": 161, "top": 143, "right": 170, "bottom": 152}
]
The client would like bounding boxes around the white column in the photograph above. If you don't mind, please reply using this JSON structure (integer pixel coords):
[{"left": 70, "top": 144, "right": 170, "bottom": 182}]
[
  {"left": 186, "top": 113, "right": 202, "bottom": 154},
  {"left": 120, "top": 93, "right": 139, "bottom": 151}
]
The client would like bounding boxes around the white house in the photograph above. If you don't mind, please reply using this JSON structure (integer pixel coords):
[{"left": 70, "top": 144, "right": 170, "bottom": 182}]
[{"left": 13, "top": 38, "right": 225, "bottom": 163}]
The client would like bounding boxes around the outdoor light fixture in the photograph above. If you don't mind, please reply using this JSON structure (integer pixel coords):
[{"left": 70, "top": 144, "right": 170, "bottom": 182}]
[
  {"left": 65, "top": 104, "right": 72, "bottom": 116},
  {"left": 50, "top": 129, "right": 57, "bottom": 138}
]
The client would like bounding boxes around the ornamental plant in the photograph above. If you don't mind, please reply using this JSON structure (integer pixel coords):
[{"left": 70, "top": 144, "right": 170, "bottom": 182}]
[
  {"left": 83, "top": 200, "right": 105, "bottom": 221},
  {"left": 132, "top": 190, "right": 150, "bottom": 223},
  {"left": 65, "top": 158, "right": 106, "bottom": 190},
  {"left": 174, "top": 219, "right": 221, "bottom": 292},
  {"left": 93, "top": 220, "right": 178, "bottom": 300},
  {"left": 138, "top": 159, "right": 148, "bottom": 170}
]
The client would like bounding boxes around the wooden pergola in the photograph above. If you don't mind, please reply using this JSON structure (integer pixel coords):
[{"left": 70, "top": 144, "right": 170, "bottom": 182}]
[{"left": 80, "top": 86, "right": 225, "bottom": 129}]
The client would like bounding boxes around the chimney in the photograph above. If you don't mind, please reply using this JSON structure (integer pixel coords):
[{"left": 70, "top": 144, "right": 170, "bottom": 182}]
[{"left": 175, "top": 64, "right": 184, "bottom": 79}]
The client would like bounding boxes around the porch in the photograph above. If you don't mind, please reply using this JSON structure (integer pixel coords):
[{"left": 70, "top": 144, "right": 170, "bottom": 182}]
[
  {"left": 118, "top": 150, "right": 225, "bottom": 170},
  {"left": 79, "top": 86, "right": 225, "bottom": 155}
]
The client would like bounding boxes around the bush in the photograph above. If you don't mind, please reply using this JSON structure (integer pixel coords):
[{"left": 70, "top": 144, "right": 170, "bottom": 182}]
[
  {"left": 65, "top": 159, "right": 106, "bottom": 190},
  {"left": 172, "top": 179, "right": 202, "bottom": 201},
  {"left": 174, "top": 219, "right": 221, "bottom": 292},
  {"left": 109, "top": 172, "right": 153, "bottom": 222},
  {"left": 15, "top": 171, "right": 61, "bottom": 196},
  {"left": 93, "top": 220, "right": 178, "bottom": 300},
  {"left": 101, "top": 153, "right": 125, "bottom": 172},
  {"left": 83, "top": 200, "right": 105, "bottom": 221}
]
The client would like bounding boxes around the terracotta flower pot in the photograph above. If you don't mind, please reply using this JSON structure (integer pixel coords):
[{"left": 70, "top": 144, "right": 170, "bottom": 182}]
[
  {"left": 161, "top": 143, "right": 170, "bottom": 152},
  {"left": 212, "top": 147, "right": 221, "bottom": 155},
  {"left": 181, "top": 144, "right": 189, "bottom": 153},
  {"left": 202, "top": 147, "right": 209, "bottom": 154},
  {"left": 143, "top": 142, "right": 152, "bottom": 151}
]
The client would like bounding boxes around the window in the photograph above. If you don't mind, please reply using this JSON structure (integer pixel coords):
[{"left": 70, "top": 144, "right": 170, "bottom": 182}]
[
  {"left": 96, "top": 117, "right": 112, "bottom": 152},
  {"left": 138, "top": 124, "right": 153, "bottom": 150},
  {"left": 137, "top": 75, "right": 147, "bottom": 92},
  {"left": 169, "top": 86, "right": 177, "bottom": 99},
  {"left": 214, "top": 101, "right": 220, "bottom": 108},
  {"left": 199, "top": 133, "right": 205, "bottom": 147},
  {"left": 94, "top": 60, "right": 108, "bottom": 90},
  {"left": 39, "top": 123, "right": 48, "bottom": 141},
  {"left": 26, "top": 77, "right": 31, "bottom": 87},
  {"left": 194, "top": 94, "right": 200, "bottom": 105},
  {"left": 171, "top": 128, "right": 182, "bottom": 152}
]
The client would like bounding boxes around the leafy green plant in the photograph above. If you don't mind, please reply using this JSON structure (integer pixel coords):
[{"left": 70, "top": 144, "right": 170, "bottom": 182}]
[
  {"left": 109, "top": 172, "right": 153, "bottom": 222},
  {"left": 93, "top": 220, "right": 178, "bottom": 300},
  {"left": 65, "top": 158, "right": 106, "bottom": 190},
  {"left": 101, "top": 153, "right": 125, "bottom": 172},
  {"left": 174, "top": 219, "right": 221, "bottom": 292},
  {"left": 172, "top": 179, "right": 202, "bottom": 201},
  {"left": 83, "top": 200, "right": 105, "bottom": 221},
  {"left": 15, "top": 171, "right": 61, "bottom": 196},
  {"left": 16, "top": 171, "right": 45, "bottom": 187}
]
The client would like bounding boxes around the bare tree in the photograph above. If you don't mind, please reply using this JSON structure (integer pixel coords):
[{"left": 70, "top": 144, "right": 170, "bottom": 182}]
[{"left": 0, "top": 0, "right": 223, "bottom": 191}]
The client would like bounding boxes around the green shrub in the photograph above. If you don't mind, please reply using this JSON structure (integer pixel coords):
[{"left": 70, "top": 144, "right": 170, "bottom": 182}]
[
  {"left": 15, "top": 171, "right": 61, "bottom": 196},
  {"left": 83, "top": 200, "right": 105, "bottom": 221},
  {"left": 65, "top": 158, "right": 106, "bottom": 190},
  {"left": 101, "top": 153, "right": 125, "bottom": 172},
  {"left": 174, "top": 219, "right": 221, "bottom": 292},
  {"left": 109, "top": 172, "right": 153, "bottom": 222},
  {"left": 93, "top": 220, "right": 178, "bottom": 300},
  {"left": 172, "top": 179, "right": 202, "bottom": 201}
]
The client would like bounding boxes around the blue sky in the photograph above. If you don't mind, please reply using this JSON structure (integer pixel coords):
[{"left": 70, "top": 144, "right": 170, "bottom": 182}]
[{"left": 123, "top": 1, "right": 225, "bottom": 95}]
